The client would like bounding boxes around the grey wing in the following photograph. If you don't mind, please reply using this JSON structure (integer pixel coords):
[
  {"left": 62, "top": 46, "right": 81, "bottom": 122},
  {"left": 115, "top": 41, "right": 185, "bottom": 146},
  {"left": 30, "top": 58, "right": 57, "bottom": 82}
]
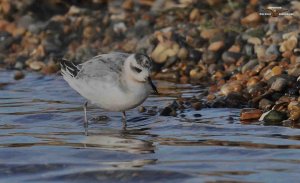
[{"left": 76, "top": 52, "right": 130, "bottom": 80}]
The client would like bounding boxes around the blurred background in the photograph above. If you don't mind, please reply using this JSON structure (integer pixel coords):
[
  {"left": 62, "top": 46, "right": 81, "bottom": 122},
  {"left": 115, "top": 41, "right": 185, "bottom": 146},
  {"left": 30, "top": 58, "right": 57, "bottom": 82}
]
[
  {"left": 1, "top": 1, "right": 300, "bottom": 182},
  {"left": 0, "top": 1, "right": 298, "bottom": 77}
]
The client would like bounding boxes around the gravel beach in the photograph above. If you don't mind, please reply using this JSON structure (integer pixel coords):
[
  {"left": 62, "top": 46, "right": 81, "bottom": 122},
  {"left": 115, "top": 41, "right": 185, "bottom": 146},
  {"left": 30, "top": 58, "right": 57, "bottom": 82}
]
[{"left": 1, "top": 0, "right": 299, "bottom": 125}]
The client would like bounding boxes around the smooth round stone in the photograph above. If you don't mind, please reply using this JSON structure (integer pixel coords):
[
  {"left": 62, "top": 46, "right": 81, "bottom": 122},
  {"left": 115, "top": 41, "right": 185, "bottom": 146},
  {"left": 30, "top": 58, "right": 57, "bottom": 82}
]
[
  {"left": 221, "top": 51, "right": 242, "bottom": 65},
  {"left": 240, "top": 108, "right": 263, "bottom": 120},
  {"left": 208, "top": 41, "right": 224, "bottom": 52},
  {"left": 271, "top": 66, "right": 282, "bottom": 76},
  {"left": 261, "top": 110, "right": 287, "bottom": 125},
  {"left": 259, "top": 98, "right": 274, "bottom": 110},
  {"left": 14, "top": 62, "right": 24, "bottom": 70},
  {"left": 271, "top": 78, "right": 288, "bottom": 92},
  {"left": 138, "top": 106, "right": 146, "bottom": 113},
  {"left": 241, "top": 12, "right": 261, "bottom": 26},
  {"left": 266, "top": 44, "right": 280, "bottom": 56},
  {"left": 29, "top": 61, "right": 46, "bottom": 71},
  {"left": 242, "top": 59, "right": 258, "bottom": 73},
  {"left": 14, "top": 71, "right": 25, "bottom": 80},
  {"left": 202, "top": 51, "right": 217, "bottom": 64},
  {"left": 189, "top": 49, "right": 202, "bottom": 62}
]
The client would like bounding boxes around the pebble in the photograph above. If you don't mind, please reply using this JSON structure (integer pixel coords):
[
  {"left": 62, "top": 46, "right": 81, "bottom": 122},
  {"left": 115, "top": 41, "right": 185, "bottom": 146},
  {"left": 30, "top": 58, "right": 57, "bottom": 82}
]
[
  {"left": 221, "top": 51, "right": 242, "bottom": 65},
  {"left": 241, "top": 59, "right": 258, "bottom": 73},
  {"left": 122, "top": 0, "right": 134, "bottom": 10},
  {"left": 42, "top": 61, "right": 59, "bottom": 74},
  {"left": 208, "top": 41, "right": 224, "bottom": 52},
  {"left": 263, "top": 69, "right": 273, "bottom": 81},
  {"left": 68, "top": 5, "right": 82, "bottom": 15},
  {"left": 42, "top": 36, "right": 62, "bottom": 53},
  {"left": 168, "top": 44, "right": 180, "bottom": 57},
  {"left": 154, "top": 72, "right": 179, "bottom": 81},
  {"left": 177, "top": 47, "right": 188, "bottom": 60},
  {"left": 240, "top": 108, "right": 263, "bottom": 120},
  {"left": 287, "top": 88, "right": 299, "bottom": 96},
  {"left": 246, "top": 77, "right": 260, "bottom": 88},
  {"left": 200, "top": 29, "right": 220, "bottom": 40},
  {"left": 121, "top": 38, "right": 138, "bottom": 52},
  {"left": 270, "top": 78, "right": 288, "bottom": 92},
  {"left": 288, "top": 102, "right": 300, "bottom": 121},
  {"left": 271, "top": 66, "right": 282, "bottom": 76},
  {"left": 280, "top": 35, "right": 298, "bottom": 52},
  {"left": 14, "top": 71, "right": 25, "bottom": 80},
  {"left": 134, "top": 20, "right": 151, "bottom": 37},
  {"left": 288, "top": 63, "right": 300, "bottom": 77},
  {"left": 83, "top": 26, "right": 96, "bottom": 40},
  {"left": 272, "top": 102, "right": 288, "bottom": 114},
  {"left": 189, "top": 8, "right": 200, "bottom": 21},
  {"left": 224, "top": 93, "right": 247, "bottom": 108},
  {"left": 188, "top": 49, "right": 202, "bottom": 62},
  {"left": 29, "top": 61, "right": 46, "bottom": 71},
  {"left": 113, "top": 22, "right": 127, "bottom": 34},
  {"left": 241, "top": 12, "right": 261, "bottom": 26},
  {"left": 191, "top": 101, "right": 202, "bottom": 110},
  {"left": 1, "top": 1, "right": 11, "bottom": 15},
  {"left": 260, "top": 110, "right": 287, "bottom": 125},
  {"left": 255, "top": 45, "right": 267, "bottom": 61},
  {"left": 0, "top": 32, "right": 14, "bottom": 51},
  {"left": 247, "top": 37, "right": 261, "bottom": 45},
  {"left": 244, "top": 44, "right": 254, "bottom": 56},
  {"left": 259, "top": 98, "right": 274, "bottom": 110},
  {"left": 202, "top": 51, "right": 217, "bottom": 64},
  {"left": 206, "top": 0, "right": 222, "bottom": 6},
  {"left": 264, "top": 44, "right": 279, "bottom": 62},
  {"left": 269, "top": 33, "right": 283, "bottom": 44},
  {"left": 12, "top": 27, "right": 26, "bottom": 37},
  {"left": 151, "top": 42, "right": 179, "bottom": 64},
  {"left": 189, "top": 68, "right": 199, "bottom": 79},
  {"left": 220, "top": 81, "right": 243, "bottom": 96},
  {"left": 138, "top": 106, "right": 146, "bottom": 113},
  {"left": 207, "top": 94, "right": 216, "bottom": 101},
  {"left": 207, "top": 64, "right": 217, "bottom": 75},
  {"left": 160, "top": 101, "right": 178, "bottom": 117},
  {"left": 228, "top": 45, "right": 241, "bottom": 53},
  {"left": 212, "top": 71, "right": 225, "bottom": 81},
  {"left": 14, "top": 61, "right": 25, "bottom": 70}
]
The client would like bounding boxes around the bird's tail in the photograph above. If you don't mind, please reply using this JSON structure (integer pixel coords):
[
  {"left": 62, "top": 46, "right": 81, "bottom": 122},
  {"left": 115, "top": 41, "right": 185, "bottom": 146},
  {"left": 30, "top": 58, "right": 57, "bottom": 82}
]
[{"left": 57, "top": 58, "right": 80, "bottom": 78}]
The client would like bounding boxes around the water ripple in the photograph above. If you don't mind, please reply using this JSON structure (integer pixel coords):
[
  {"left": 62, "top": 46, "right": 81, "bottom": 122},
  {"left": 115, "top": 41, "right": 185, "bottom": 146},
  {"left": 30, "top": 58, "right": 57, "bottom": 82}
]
[{"left": 1, "top": 71, "right": 300, "bottom": 182}]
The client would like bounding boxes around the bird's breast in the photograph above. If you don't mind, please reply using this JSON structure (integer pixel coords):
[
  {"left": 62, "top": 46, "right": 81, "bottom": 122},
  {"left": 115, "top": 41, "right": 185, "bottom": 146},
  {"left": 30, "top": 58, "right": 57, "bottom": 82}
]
[{"left": 92, "top": 82, "right": 150, "bottom": 111}]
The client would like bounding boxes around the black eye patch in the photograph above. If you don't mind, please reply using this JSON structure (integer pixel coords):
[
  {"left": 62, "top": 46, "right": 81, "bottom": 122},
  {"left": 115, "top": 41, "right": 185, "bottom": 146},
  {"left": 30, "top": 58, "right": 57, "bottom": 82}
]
[
  {"left": 134, "top": 67, "right": 142, "bottom": 73},
  {"left": 131, "top": 64, "right": 142, "bottom": 73}
]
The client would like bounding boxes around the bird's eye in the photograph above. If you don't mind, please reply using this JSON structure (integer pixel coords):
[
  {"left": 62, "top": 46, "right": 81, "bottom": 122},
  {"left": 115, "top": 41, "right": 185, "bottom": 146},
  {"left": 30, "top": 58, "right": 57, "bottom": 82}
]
[{"left": 133, "top": 67, "right": 142, "bottom": 73}]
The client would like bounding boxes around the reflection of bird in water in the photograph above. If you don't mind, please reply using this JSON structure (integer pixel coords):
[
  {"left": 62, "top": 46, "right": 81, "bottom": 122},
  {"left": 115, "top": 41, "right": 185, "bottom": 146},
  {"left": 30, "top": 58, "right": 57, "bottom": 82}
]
[
  {"left": 263, "top": 8, "right": 288, "bottom": 17},
  {"left": 83, "top": 134, "right": 155, "bottom": 154},
  {"left": 113, "top": 159, "right": 157, "bottom": 168}
]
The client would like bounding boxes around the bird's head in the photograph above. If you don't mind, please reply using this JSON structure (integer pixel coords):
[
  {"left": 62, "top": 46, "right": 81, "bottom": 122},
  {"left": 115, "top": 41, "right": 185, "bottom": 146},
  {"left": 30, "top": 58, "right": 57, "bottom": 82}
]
[{"left": 126, "top": 53, "right": 153, "bottom": 82}]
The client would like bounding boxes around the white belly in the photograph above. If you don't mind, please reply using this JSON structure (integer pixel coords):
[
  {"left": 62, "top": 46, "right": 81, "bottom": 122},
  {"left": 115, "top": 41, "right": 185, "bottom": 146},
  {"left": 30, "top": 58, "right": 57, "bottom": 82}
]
[
  {"left": 66, "top": 77, "right": 150, "bottom": 111},
  {"left": 91, "top": 85, "right": 149, "bottom": 111}
]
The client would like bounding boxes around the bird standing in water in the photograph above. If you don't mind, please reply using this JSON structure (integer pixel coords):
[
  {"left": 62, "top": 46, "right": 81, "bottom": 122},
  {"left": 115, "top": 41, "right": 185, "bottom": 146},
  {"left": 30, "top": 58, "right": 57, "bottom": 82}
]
[{"left": 60, "top": 52, "right": 158, "bottom": 135}]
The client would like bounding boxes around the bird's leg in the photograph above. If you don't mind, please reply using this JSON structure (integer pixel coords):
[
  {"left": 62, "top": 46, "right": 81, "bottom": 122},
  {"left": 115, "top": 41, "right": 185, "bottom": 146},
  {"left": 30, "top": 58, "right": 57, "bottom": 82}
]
[
  {"left": 122, "top": 111, "right": 127, "bottom": 130},
  {"left": 122, "top": 111, "right": 126, "bottom": 119},
  {"left": 83, "top": 101, "right": 88, "bottom": 136}
]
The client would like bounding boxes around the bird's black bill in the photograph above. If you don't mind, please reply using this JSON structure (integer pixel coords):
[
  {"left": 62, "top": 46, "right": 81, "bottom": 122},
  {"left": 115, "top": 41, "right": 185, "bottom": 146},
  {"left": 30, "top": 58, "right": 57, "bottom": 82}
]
[{"left": 148, "top": 77, "right": 158, "bottom": 94}]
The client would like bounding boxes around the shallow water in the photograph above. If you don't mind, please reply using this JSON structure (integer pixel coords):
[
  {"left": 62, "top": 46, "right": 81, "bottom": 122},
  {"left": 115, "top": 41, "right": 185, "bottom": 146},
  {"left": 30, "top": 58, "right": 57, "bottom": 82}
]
[{"left": 1, "top": 70, "right": 300, "bottom": 183}]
